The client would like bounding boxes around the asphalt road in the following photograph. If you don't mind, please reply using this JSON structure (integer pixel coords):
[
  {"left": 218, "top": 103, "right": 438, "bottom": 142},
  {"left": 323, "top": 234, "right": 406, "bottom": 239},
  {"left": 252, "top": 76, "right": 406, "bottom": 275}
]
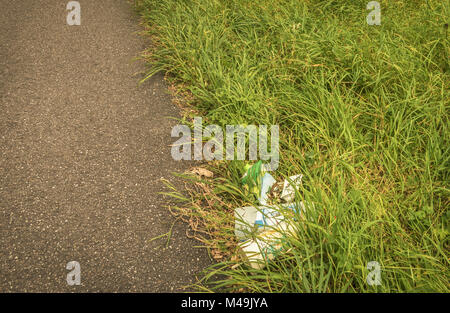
[{"left": 0, "top": 0, "right": 210, "bottom": 292}]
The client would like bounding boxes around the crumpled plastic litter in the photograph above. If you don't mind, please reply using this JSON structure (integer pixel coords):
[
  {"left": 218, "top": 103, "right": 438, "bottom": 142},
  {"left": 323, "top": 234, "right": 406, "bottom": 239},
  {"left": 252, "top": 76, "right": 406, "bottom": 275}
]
[{"left": 234, "top": 163, "right": 308, "bottom": 269}]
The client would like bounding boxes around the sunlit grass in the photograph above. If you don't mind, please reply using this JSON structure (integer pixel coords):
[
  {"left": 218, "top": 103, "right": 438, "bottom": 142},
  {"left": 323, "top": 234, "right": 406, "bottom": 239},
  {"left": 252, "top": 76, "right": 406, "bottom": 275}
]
[{"left": 134, "top": 0, "right": 449, "bottom": 292}]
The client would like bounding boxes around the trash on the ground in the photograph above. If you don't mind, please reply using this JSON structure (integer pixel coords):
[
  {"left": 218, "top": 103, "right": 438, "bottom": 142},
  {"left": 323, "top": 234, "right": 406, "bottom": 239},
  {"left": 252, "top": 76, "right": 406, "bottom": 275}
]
[
  {"left": 234, "top": 202, "right": 306, "bottom": 240},
  {"left": 190, "top": 167, "right": 214, "bottom": 178},
  {"left": 267, "top": 181, "right": 283, "bottom": 200},
  {"left": 241, "top": 160, "right": 266, "bottom": 199},
  {"left": 260, "top": 202, "right": 304, "bottom": 227},
  {"left": 234, "top": 166, "right": 308, "bottom": 268},
  {"left": 242, "top": 161, "right": 302, "bottom": 204},
  {"left": 280, "top": 174, "right": 303, "bottom": 202},
  {"left": 234, "top": 206, "right": 259, "bottom": 240},
  {"left": 241, "top": 161, "right": 263, "bottom": 186},
  {"left": 258, "top": 172, "right": 276, "bottom": 205},
  {"left": 237, "top": 222, "right": 297, "bottom": 269},
  {"left": 255, "top": 203, "right": 294, "bottom": 228}
]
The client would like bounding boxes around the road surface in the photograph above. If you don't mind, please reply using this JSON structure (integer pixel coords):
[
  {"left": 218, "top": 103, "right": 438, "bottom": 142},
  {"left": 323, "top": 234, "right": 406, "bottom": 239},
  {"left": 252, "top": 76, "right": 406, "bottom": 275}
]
[{"left": 0, "top": 0, "right": 210, "bottom": 292}]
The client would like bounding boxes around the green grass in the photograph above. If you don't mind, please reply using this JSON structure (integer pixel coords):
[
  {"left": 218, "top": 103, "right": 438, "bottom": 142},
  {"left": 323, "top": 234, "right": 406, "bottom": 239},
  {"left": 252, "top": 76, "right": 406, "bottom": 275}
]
[{"left": 133, "top": 0, "right": 449, "bottom": 292}]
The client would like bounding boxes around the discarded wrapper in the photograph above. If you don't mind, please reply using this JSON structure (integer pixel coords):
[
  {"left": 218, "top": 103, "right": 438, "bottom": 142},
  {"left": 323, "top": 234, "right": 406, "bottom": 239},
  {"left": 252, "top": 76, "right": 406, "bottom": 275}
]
[
  {"left": 260, "top": 202, "right": 304, "bottom": 227},
  {"left": 258, "top": 172, "right": 276, "bottom": 205},
  {"left": 280, "top": 174, "right": 303, "bottom": 202},
  {"left": 238, "top": 221, "right": 297, "bottom": 269},
  {"left": 234, "top": 202, "right": 306, "bottom": 241},
  {"left": 241, "top": 161, "right": 264, "bottom": 197},
  {"left": 234, "top": 206, "right": 259, "bottom": 240},
  {"left": 236, "top": 169, "right": 308, "bottom": 268}
]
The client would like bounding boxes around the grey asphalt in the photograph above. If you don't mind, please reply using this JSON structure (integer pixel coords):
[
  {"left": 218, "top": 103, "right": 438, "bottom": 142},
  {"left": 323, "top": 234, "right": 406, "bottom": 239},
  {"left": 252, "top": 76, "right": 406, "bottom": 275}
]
[{"left": 0, "top": 0, "right": 211, "bottom": 292}]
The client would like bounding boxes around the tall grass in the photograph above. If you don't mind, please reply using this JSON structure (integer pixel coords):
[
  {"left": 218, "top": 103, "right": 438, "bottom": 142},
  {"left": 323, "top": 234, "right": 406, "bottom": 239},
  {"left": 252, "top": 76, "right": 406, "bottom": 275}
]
[{"left": 134, "top": 0, "right": 449, "bottom": 292}]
